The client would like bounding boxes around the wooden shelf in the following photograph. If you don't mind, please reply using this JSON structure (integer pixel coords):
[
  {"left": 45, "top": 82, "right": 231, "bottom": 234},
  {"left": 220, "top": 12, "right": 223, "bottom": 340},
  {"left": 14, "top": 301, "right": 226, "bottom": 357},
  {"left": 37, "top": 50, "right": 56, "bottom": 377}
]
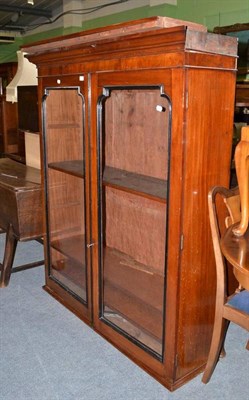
[
  {"left": 51, "top": 234, "right": 87, "bottom": 300},
  {"left": 103, "top": 246, "right": 164, "bottom": 341},
  {"left": 3, "top": 153, "right": 25, "bottom": 164},
  {"left": 104, "top": 308, "right": 162, "bottom": 355},
  {"left": 47, "top": 123, "right": 80, "bottom": 129},
  {"left": 104, "top": 246, "right": 164, "bottom": 310},
  {"left": 48, "top": 160, "right": 84, "bottom": 178},
  {"left": 51, "top": 234, "right": 86, "bottom": 265},
  {"left": 51, "top": 258, "right": 87, "bottom": 301},
  {"left": 103, "top": 166, "right": 167, "bottom": 202}
]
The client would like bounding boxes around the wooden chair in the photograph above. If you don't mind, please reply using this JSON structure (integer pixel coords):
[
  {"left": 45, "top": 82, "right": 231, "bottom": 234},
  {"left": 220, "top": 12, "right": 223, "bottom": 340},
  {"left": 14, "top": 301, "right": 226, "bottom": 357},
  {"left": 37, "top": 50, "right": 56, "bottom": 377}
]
[
  {"left": 202, "top": 149, "right": 249, "bottom": 383},
  {"left": 232, "top": 126, "right": 249, "bottom": 237}
]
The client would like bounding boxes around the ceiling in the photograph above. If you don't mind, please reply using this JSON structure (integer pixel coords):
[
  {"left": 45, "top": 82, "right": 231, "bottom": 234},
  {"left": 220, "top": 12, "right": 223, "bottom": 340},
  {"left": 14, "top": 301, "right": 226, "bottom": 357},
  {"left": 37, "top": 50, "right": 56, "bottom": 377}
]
[
  {"left": 0, "top": 0, "right": 63, "bottom": 35},
  {"left": 0, "top": 0, "right": 132, "bottom": 42}
]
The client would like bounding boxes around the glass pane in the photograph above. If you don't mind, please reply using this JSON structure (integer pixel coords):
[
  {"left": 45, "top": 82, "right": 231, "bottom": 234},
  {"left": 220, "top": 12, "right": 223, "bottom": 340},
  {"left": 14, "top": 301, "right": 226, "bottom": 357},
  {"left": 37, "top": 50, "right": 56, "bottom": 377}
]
[
  {"left": 99, "top": 87, "right": 170, "bottom": 358},
  {"left": 44, "top": 88, "right": 87, "bottom": 302}
]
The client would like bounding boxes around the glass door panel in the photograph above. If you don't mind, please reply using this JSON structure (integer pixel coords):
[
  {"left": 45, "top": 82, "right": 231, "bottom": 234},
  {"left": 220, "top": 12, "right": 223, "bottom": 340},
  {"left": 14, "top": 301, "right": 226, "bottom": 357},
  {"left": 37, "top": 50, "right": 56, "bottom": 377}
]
[
  {"left": 98, "top": 87, "right": 171, "bottom": 358},
  {"left": 43, "top": 87, "right": 87, "bottom": 302}
]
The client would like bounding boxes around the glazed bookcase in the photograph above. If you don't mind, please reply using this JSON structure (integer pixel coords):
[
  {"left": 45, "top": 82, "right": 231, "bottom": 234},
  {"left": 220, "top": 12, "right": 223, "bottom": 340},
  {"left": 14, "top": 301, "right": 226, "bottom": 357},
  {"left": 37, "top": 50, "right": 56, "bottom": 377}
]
[{"left": 23, "top": 17, "right": 237, "bottom": 391}]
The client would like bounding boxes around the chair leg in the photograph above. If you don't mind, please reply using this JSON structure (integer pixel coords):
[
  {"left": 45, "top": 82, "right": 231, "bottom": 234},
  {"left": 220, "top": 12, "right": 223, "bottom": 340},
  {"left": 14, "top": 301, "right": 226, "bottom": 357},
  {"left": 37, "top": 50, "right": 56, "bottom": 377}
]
[
  {"left": 0, "top": 225, "right": 17, "bottom": 288},
  {"left": 220, "top": 345, "right": 226, "bottom": 358},
  {"left": 202, "top": 317, "right": 229, "bottom": 384},
  {"left": 246, "top": 340, "right": 249, "bottom": 351}
]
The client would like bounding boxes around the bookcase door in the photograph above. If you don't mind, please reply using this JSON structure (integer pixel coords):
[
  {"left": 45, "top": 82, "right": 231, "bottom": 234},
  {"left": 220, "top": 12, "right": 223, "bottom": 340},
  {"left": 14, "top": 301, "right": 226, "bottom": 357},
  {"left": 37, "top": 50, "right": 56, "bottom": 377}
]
[
  {"left": 97, "top": 84, "right": 171, "bottom": 359},
  {"left": 42, "top": 84, "right": 88, "bottom": 304}
]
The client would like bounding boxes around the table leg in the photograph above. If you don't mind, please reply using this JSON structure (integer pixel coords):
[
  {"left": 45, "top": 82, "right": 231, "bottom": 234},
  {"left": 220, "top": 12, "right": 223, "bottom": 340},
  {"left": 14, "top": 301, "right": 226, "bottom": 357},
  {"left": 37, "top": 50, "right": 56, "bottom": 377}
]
[{"left": 0, "top": 224, "right": 17, "bottom": 288}]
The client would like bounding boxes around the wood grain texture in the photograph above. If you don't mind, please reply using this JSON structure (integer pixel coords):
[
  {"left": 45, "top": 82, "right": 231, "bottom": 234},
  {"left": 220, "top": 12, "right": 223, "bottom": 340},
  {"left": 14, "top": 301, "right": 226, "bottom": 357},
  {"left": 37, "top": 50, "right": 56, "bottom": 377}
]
[
  {"left": 175, "top": 68, "right": 236, "bottom": 380},
  {"left": 221, "top": 225, "right": 249, "bottom": 290},
  {"left": 202, "top": 185, "right": 249, "bottom": 383},
  {"left": 22, "top": 17, "right": 207, "bottom": 55},
  {"left": 0, "top": 159, "right": 42, "bottom": 239},
  {"left": 0, "top": 97, "right": 18, "bottom": 154},
  {"left": 43, "top": 86, "right": 88, "bottom": 303},
  {"left": 25, "top": 19, "right": 237, "bottom": 391},
  {"left": 103, "top": 166, "right": 167, "bottom": 202},
  {"left": 104, "top": 88, "right": 169, "bottom": 180},
  {"left": 104, "top": 187, "right": 166, "bottom": 273},
  {"left": 232, "top": 127, "right": 249, "bottom": 236}
]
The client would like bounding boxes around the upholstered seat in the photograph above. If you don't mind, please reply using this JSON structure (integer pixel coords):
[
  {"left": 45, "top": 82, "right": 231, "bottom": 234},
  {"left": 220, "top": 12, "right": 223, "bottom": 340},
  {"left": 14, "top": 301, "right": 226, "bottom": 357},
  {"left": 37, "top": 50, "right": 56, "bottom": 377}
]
[{"left": 228, "top": 290, "right": 249, "bottom": 313}]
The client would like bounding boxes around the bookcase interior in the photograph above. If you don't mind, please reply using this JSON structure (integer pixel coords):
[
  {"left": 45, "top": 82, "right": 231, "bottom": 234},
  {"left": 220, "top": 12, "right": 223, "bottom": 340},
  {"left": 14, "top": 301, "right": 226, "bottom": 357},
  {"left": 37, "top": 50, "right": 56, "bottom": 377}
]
[
  {"left": 99, "top": 87, "right": 170, "bottom": 357},
  {"left": 44, "top": 88, "right": 87, "bottom": 301}
]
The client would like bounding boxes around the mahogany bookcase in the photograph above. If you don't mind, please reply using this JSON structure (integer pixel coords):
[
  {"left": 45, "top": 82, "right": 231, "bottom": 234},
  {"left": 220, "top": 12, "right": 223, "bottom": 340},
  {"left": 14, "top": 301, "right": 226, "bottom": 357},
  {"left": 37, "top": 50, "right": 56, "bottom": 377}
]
[{"left": 22, "top": 17, "right": 237, "bottom": 391}]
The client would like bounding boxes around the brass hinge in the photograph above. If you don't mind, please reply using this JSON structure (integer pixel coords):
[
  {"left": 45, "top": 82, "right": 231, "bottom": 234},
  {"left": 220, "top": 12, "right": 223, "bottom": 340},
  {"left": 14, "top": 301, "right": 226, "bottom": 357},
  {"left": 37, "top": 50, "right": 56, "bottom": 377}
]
[
  {"left": 180, "top": 234, "right": 184, "bottom": 251},
  {"left": 175, "top": 353, "right": 178, "bottom": 368},
  {"left": 185, "top": 91, "right": 188, "bottom": 109}
]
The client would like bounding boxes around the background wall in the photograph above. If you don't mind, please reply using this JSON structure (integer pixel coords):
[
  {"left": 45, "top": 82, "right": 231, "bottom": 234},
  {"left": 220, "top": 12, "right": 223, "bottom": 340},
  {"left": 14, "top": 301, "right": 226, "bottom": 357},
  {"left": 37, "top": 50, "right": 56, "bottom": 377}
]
[{"left": 0, "top": 0, "right": 249, "bottom": 63}]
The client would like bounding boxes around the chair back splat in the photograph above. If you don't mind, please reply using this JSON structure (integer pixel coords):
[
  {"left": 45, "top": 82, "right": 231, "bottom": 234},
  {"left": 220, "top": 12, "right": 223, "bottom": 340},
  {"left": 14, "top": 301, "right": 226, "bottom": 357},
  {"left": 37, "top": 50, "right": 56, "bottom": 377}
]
[{"left": 202, "top": 162, "right": 249, "bottom": 384}]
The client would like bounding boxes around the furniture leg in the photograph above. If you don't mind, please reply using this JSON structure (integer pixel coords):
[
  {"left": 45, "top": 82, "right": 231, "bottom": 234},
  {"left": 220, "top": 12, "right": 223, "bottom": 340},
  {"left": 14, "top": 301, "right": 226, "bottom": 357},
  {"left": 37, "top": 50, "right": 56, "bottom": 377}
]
[
  {"left": 202, "top": 318, "right": 229, "bottom": 383},
  {"left": 220, "top": 346, "right": 226, "bottom": 358},
  {"left": 0, "top": 224, "right": 17, "bottom": 288}
]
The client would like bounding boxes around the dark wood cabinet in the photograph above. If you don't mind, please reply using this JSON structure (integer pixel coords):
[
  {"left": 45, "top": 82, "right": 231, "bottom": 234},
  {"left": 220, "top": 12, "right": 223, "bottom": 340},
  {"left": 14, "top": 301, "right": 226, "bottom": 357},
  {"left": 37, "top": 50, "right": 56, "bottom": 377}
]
[
  {"left": 17, "top": 86, "right": 39, "bottom": 163},
  {"left": 0, "top": 96, "right": 18, "bottom": 155},
  {"left": 0, "top": 62, "right": 39, "bottom": 161},
  {"left": 0, "top": 62, "right": 16, "bottom": 93},
  {"left": 0, "top": 63, "right": 18, "bottom": 155},
  {"left": 17, "top": 85, "right": 39, "bottom": 133},
  {"left": 23, "top": 17, "right": 237, "bottom": 391}
]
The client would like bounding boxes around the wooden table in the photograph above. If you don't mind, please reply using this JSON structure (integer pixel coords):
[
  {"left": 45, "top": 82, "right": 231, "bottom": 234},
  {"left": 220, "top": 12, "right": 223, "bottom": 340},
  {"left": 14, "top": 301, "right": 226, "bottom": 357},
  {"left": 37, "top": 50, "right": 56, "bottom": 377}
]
[
  {"left": 221, "top": 224, "right": 249, "bottom": 290},
  {"left": 0, "top": 158, "right": 43, "bottom": 287}
]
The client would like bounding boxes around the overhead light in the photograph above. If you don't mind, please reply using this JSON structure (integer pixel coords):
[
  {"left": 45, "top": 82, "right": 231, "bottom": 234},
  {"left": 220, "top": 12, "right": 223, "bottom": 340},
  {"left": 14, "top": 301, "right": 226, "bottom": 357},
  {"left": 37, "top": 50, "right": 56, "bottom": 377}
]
[
  {"left": 0, "top": 35, "right": 15, "bottom": 43},
  {"left": 27, "top": 0, "right": 34, "bottom": 5},
  {"left": 11, "top": 13, "right": 19, "bottom": 23}
]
